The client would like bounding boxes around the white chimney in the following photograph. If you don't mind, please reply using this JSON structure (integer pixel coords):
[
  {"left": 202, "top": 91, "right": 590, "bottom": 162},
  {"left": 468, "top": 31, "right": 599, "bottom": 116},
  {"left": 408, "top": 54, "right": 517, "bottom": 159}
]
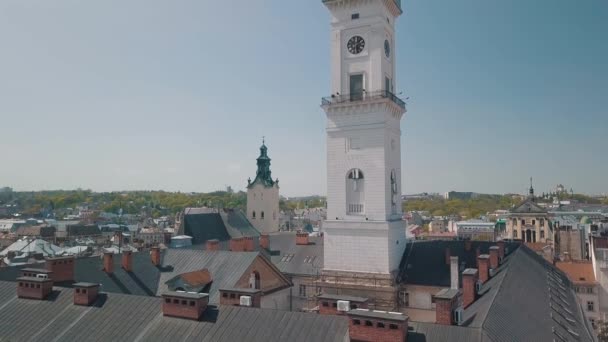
[{"left": 450, "top": 256, "right": 459, "bottom": 290}]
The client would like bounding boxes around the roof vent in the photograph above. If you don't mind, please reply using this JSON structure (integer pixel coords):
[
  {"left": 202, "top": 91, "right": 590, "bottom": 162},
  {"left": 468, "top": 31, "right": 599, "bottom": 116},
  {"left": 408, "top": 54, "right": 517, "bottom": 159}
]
[{"left": 453, "top": 307, "right": 464, "bottom": 326}]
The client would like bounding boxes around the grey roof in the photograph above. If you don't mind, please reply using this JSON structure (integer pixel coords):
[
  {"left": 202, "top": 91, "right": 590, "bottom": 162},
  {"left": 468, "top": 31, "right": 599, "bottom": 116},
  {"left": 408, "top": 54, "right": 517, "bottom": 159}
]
[
  {"left": 0, "top": 249, "right": 289, "bottom": 305},
  {"left": 0, "top": 281, "right": 348, "bottom": 342},
  {"left": 348, "top": 309, "right": 407, "bottom": 321},
  {"left": 510, "top": 198, "right": 547, "bottom": 214},
  {"left": 163, "top": 291, "right": 209, "bottom": 299},
  {"left": 183, "top": 209, "right": 258, "bottom": 245},
  {"left": 397, "top": 241, "right": 519, "bottom": 287},
  {"left": 269, "top": 232, "right": 324, "bottom": 276},
  {"left": 318, "top": 293, "right": 368, "bottom": 303},
  {"left": 408, "top": 322, "right": 482, "bottom": 342}
]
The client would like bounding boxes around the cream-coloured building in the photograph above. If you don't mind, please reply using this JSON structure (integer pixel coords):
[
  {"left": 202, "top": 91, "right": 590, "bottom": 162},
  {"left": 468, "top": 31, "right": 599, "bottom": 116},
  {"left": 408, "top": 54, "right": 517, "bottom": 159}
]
[
  {"left": 246, "top": 141, "right": 279, "bottom": 233},
  {"left": 506, "top": 183, "right": 551, "bottom": 243}
]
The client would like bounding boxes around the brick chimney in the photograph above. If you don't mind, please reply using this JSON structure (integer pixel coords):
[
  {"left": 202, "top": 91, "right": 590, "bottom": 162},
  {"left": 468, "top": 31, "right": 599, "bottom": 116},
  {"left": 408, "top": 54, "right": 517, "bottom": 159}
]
[
  {"left": 162, "top": 291, "right": 209, "bottom": 321},
  {"left": 259, "top": 234, "right": 270, "bottom": 250},
  {"left": 230, "top": 237, "right": 245, "bottom": 252},
  {"left": 17, "top": 276, "right": 53, "bottom": 300},
  {"left": 103, "top": 252, "right": 113, "bottom": 274},
  {"left": 445, "top": 247, "right": 451, "bottom": 265},
  {"left": 497, "top": 240, "right": 505, "bottom": 261},
  {"left": 489, "top": 246, "right": 499, "bottom": 270},
  {"left": 296, "top": 232, "right": 309, "bottom": 246},
  {"left": 151, "top": 247, "right": 161, "bottom": 266},
  {"left": 462, "top": 268, "right": 478, "bottom": 309},
  {"left": 434, "top": 288, "right": 461, "bottom": 325},
  {"left": 122, "top": 251, "right": 133, "bottom": 272},
  {"left": 219, "top": 288, "right": 262, "bottom": 308},
  {"left": 73, "top": 282, "right": 100, "bottom": 306},
  {"left": 477, "top": 254, "right": 489, "bottom": 284},
  {"left": 243, "top": 236, "right": 255, "bottom": 252},
  {"left": 450, "top": 256, "right": 459, "bottom": 290},
  {"left": 347, "top": 309, "right": 409, "bottom": 342},
  {"left": 206, "top": 239, "right": 220, "bottom": 251},
  {"left": 45, "top": 256, "right": 75, "bottom": 283}
]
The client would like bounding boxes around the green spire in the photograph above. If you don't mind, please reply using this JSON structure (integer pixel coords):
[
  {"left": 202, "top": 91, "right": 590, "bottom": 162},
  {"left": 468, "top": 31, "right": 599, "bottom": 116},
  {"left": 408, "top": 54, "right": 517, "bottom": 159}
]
[{"left": 248, "top": 138, "right": 276, "bottom": 188}]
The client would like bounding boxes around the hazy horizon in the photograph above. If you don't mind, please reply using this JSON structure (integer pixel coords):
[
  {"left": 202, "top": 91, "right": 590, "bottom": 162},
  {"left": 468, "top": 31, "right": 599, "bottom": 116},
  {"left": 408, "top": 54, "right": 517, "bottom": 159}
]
[{"left": 1, "top": 1, "right": 607, "bottom": 197}]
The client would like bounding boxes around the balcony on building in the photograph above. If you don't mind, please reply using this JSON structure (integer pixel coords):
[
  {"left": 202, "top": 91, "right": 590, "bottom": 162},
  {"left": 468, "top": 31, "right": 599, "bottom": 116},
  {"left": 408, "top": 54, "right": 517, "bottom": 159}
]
[{"left": 321, "top": 90, "right": 406, "bottom": 111}]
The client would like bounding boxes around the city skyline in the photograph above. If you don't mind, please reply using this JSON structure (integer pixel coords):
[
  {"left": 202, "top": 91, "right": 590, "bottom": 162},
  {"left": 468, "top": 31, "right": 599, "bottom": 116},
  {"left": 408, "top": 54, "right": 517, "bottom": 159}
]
[{"left": 1, "top": 0, "right": 607, "bottom": 197}]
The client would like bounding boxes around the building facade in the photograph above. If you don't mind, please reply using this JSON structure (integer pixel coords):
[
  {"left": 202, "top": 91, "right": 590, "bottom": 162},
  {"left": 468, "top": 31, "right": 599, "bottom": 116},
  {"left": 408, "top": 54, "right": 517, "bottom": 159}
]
[
  {"left": 506, "top": 183, "right": 551, "bottom": 243},
  {"left": 319, "top": 0, "right": 407, "bottom": 309},
  {"left": 246, "top": 141, "right": 280, "bottom": 234},
  {"left": 454, "top": 220, "right": 496, "bottom": 241}
]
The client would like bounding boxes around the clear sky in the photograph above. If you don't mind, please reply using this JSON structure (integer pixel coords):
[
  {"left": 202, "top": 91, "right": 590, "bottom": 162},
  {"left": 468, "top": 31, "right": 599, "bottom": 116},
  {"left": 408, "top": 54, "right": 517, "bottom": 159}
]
[{"left": 1, "top": 0, "right": 606, "bottom": 197}]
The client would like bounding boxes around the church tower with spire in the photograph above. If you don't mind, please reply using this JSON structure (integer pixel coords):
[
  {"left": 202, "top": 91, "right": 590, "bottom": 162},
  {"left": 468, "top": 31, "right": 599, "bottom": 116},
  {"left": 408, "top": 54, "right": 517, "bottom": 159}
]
[{"left": 246, "top": 139, "right": 280, "bottom": 233}]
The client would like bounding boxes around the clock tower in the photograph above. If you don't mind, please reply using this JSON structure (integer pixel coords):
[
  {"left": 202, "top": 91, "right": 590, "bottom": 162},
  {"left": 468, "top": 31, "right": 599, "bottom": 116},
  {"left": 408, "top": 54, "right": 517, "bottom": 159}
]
[{"left": 321, "top": 0, "right": 406, "bottom": 277}]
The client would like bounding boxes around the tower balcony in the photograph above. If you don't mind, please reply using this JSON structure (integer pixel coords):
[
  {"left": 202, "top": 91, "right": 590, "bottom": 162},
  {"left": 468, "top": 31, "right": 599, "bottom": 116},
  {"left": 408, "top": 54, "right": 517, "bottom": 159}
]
[
  {"left": 322, "top": 0, "right": 402, "bottom": 14},
  {"left": 321, "top": 90, "right": 406, "bottom": 111}
]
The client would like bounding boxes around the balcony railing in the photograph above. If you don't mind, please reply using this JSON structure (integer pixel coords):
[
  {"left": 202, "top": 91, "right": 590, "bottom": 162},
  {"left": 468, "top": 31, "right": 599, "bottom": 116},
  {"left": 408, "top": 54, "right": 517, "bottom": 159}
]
[
  {"left": 322, "top": 0, "right": 402, "bottom": 12},
  {"left": 321, "top": 90, "right": 406, "bottom": 110}
]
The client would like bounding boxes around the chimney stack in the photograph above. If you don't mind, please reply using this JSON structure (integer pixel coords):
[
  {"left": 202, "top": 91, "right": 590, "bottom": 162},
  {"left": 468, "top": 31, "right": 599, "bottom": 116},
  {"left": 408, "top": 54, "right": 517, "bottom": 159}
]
[
  {"left": 450, "top": 256, "right": 459, "bottom": 290},
  {"left": 477, "top": 254, "right": 489, "bottom": 284},
  {"left": 296, "top": 232, "right": 309, "bottom": 246},
  {"left": 497, "top": 240, "right": 505, "bottom": 261},
  {"left": 17, "top": 276, "right": 53, "bottom": 300},
  {"left": 434, "top": 289, "right": 461, "bottom": 325},
  {"left": 230, "top": 237, "right": 245, "bottom": 252},
  {"left": 122, "top": 251, "right": 133, "bottom": 272},
  {"left": 489, "top": 246, "right": 499, "bottom": 270},
  {"left": 103, "top": 252, "right": 113, "bottom": 274},
  {"left": 347, "top": 309, "right": 409, "bottom": 342},
  {"left": 219, "top": 288, "right": 262, "bottom": 308},
  {"left": 243, "top": 236, "right": 255, "bottom": 251},
  {"left": 206, "top": 239, "right": 220, "bottom": 251},
  {"left": 162, "top": 291, "right": 209, "bottom": 321},
  {"left": 462, "top": 268, "right": 478, "bottom": 308},
  {"left": 259, "top": 234, "right": 270, "bottom": 250},
  {"left": 45, "top": 256, "right": 75, "bottom": 283},
  {"left": 151, "top": 247, "right": 161, "bottom": 266},
  {"left": 73, "top": 282, "right": 100, "bottom": 306}
]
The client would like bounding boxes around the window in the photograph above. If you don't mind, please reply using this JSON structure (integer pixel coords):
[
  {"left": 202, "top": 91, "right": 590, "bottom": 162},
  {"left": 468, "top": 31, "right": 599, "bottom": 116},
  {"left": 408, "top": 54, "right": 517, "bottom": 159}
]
[
  {"left": 261, "top": 211, "right": 264, "bottom": 219},
  {"left": 189, "top": 301, "right": 195, "bottom": 307},
  {"left": 181, "top": 300, "right": 187, "bottom": 305},
  {"left": 252, "top": 211, "right": 256, "bottom": 219},
  {"left": 230, "top": 293, "right": 236, "bottom": 299},
  {"left": 346, "top": 169, "right": 365, "bottom": 214},
  {"left": 521, "top": 219, "right": 525, "bottom": 226},
  {"left": 19, "top": 282, "right": 23, "bottom": 287},
  {"left": 36, "top": 284, "right": 40, "bottom": 289},
  {"left": 377, "top": 322, "right": 385, "bottom": 328},
  {"left": 353, "top": 319, "right": 361, "bottom": 325},
  {"left": 82, "top": 289, "right": 87, "bottom": 294},
  {"left": 25, "top": 283, "right": 29, "bottom": 288},
  {"left": 332, "top": 302, "right": 337, "bottom": 308},
  {"left": 352, "top": 304, "right": 358, "bottom": 310},
  {"left": 351, "top": 13, "right": 359, "bottom": 19},
  {"left": 587, "top": 301, "right": 594, "bottom": 312},
  {"left": 322, "top": 301, "right": 329, "bottom": 307},
  {"left": 299, "top": 284, "right": 307, "bottom": 297},
  {"left": 76, "top": 288, "right": 81, "bottom": 294},
  {"left": 587, "top": 287, "right": 594, "bottom": 294},
  {"left": 173, "top": 299, "right": 179, "bottom": 304},
  {"left": 165, "top": 298, "right": 171, "bottom": 303},
  {"left": 532, "top": 220, "right": 536, "bottom": 225},
  {"left": 540, "top": 219, "right": 545, "bottom": 227},
  {"left": 513, "top": 230, "right": 518, "bottom": 238},
  {"left": 348, "top": 137, "right": 361, "bottom": 151},
  {"left": 540, "top": 230, "right": 545, "bottom": 239},
  {"left": 222, "top": 293, "right": 228, "bottom": 298},
  {"left": 389, "top": 324, "right": 399, "bottom": 330},
  {"left": 365, "top": 321, "right": 373, "bottom": 327}
]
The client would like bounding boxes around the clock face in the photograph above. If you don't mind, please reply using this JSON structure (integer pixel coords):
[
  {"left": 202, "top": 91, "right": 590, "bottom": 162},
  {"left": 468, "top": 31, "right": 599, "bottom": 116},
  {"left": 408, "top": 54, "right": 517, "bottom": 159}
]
[
  {"left": 347, "top": 36, "right": 365, "bottom": 55},
  {"left": 384, "top": 40, "right": 391, "bottom": 58}
]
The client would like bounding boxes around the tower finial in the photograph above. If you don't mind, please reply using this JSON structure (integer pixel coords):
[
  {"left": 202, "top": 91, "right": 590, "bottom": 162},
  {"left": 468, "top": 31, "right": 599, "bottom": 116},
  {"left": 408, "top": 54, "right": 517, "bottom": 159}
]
[
  {"left": 529, "top": 177, "right": 534, "bottom": 197},
  {"left": 262, "top": 136, "right": 265, "bottom": 145}
]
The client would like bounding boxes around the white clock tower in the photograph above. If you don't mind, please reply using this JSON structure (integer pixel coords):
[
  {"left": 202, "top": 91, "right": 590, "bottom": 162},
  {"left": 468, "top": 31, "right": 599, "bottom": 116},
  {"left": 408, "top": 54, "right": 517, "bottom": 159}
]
[{"left": 321, "top": 0, "right": 406, "bottom": 276}]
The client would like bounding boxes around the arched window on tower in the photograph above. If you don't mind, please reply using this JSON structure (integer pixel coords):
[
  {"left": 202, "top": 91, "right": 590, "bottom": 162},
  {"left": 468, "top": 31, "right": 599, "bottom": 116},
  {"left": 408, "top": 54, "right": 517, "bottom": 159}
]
[{"left": 346, "top": 169, "right": 365, "bottom": 215}]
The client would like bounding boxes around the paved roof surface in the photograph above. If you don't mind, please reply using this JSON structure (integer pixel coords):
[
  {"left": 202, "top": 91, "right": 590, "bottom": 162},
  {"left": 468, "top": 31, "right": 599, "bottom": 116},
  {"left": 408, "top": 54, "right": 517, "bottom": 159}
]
[{"left": 0, "top": 281, "right": 348, "bottom": 342}]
